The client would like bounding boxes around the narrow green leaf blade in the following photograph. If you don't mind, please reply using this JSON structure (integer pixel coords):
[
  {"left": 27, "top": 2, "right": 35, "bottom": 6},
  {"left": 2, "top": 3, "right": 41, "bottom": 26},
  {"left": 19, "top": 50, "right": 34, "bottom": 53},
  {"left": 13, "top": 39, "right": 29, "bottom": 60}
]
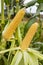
[
  {"left": 27, "top": 48, "right": 43, "bottom": 60},
  {"left": 24, "top": 17, "right": 36, "bottom": 36},
  {"left": 10, "top": 51, "right": 22, "bottom": 65},
  {"left": 23, "top": 51, "right": 29, "bottom": 65},
  {"left": 28, "top": 52, "right": 39, "bottom": 65},
  {"left": 19, "top": 57, "right": 24, "bottom": 65},
  {"left": 23, "top": 51, "right": 38, "bottom": 65}
]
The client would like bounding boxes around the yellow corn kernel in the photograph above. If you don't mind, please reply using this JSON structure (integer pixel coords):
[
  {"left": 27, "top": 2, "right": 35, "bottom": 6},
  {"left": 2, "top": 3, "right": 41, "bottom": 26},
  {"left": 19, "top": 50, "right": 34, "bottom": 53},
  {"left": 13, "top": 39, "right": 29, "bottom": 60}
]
[
  {"left": 20, "top": 23, "right": 39, "bottom": 50},
  {"left": 2, "top": 8, "right": 25, "bottom": 40}
]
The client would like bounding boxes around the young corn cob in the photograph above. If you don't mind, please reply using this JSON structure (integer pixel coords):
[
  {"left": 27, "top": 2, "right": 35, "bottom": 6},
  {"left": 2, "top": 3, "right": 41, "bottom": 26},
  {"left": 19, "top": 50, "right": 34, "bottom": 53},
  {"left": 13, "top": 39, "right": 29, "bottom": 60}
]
[
  {"left": 20, "top": 22, "right": 39, "bottom": 50},
  {"left": 2, "top": 8, "right": 25, "bottom": 40}
]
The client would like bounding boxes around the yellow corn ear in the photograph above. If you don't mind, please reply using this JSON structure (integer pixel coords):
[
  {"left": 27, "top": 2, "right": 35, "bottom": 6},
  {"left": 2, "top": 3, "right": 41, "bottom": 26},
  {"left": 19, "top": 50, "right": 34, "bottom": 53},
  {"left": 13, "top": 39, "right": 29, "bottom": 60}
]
[
  {"left": 2, "top": 8, "right": 25, "bottom": 40},
  {"left": 20, "top": 23, "right": 39, "bottom": 50}
]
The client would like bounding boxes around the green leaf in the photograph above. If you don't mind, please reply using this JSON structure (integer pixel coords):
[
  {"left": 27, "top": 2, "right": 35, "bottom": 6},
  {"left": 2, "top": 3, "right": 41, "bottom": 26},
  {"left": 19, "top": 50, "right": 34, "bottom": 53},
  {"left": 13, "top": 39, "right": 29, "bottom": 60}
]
[
  {"left": 28, "top": 52, "right": 39, "bottom": 65},
  {"left": 23, "top": 51, "right": 38, "bottom": 65},
  {"left": 24, "top": 0, "right": 37, "bottom": 7},
  {"left": 17, "top": 27, "right": 22, "bottom": 44},
  {"left": 16, "top": 26, "right": 22, "bottom": 44},
  {"left": 32, "top": 42, "right": 43, "bottom": 50},
  {"left": 0, "top": 47, "right": 20, "bottom": 54},
  {"left": 19, "top": 57, "right": 24, "bottom": 65},
  {"left": 37, "top": 3, "right": 43, "bottom": 12},
  {"left": 10, "top": 51, "right": 22, "bottom": 65},
  {"left": 23, "top": 51, "right": 29, "bottom": 65},
  {"left": 4, "top": 0, "right": 11, "bottom": 5},
  {"left": 27, "top": 48, "right": 43, "bottom": 60},
  {"left": 37, "top": 0, "right": 43, "bottom": 3},
  {"left": 2, "top": 56, "right": 8, "bottom": 65},
  {"left": 24, "top": 17, "right": 36, "bottom": 36}
]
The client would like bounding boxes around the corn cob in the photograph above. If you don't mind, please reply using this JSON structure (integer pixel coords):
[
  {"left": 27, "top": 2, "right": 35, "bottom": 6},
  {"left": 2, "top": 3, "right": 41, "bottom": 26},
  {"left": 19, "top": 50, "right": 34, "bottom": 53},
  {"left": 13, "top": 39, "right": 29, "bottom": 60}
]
[
  {"left": 20, "top": 23, "right": 39, "bottom": 50},
  {"left": 2, "top": 8, "right": 25, "bottom": 40}
]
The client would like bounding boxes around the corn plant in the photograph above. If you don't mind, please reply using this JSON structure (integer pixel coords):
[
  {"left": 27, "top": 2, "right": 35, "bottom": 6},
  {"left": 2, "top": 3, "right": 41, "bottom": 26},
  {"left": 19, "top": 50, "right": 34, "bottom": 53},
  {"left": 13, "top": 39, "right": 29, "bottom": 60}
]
[{"left": 0, "top": 0, "right": 43, "bottom": 65}]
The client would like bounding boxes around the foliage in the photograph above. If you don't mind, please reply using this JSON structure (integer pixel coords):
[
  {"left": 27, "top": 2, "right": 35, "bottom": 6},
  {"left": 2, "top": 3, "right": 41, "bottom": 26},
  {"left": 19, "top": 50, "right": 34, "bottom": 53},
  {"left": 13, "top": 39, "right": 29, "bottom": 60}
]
[{"left": 0, "top": 0, "right": 43, "bottom": 65}]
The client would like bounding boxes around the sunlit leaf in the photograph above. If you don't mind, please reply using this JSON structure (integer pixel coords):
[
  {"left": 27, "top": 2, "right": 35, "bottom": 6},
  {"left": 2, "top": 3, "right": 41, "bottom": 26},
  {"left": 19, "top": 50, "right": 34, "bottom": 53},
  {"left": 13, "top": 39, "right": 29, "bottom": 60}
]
[
  {"left": 23, "top": 51, "right": 38, "bottom": 65},
  {"left": 27, "top": 48, "right": 43, "bottom": 60},
  {"left": 23, "top": 51, "right": 29, "bottom": 65},
  {"left": 19, "top": 57, "right": 24, "bottom": 65},
  {"left": 10, "top": 51, "right": 22, "bottom": 65},
  {"left": 28, "top": 52, "right": 39, "bottom": 65}
]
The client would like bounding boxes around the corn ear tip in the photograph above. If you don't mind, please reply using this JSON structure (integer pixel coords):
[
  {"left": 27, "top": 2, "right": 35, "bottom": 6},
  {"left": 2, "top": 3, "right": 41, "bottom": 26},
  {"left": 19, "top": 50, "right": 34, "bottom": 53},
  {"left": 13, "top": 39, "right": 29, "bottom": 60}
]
[
  {"left": 22, "top": 7, "right": 26, "bottom": 12},
  {"left": 34, "top": 22, "right": 39, "bottom": 28}
]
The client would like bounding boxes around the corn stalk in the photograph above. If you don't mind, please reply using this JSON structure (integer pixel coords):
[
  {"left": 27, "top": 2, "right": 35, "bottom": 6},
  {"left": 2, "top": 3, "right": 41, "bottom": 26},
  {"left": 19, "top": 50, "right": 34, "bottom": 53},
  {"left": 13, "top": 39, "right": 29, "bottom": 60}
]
[{"left": 1, "top": 0, "right": 4, "bottom": 24}]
